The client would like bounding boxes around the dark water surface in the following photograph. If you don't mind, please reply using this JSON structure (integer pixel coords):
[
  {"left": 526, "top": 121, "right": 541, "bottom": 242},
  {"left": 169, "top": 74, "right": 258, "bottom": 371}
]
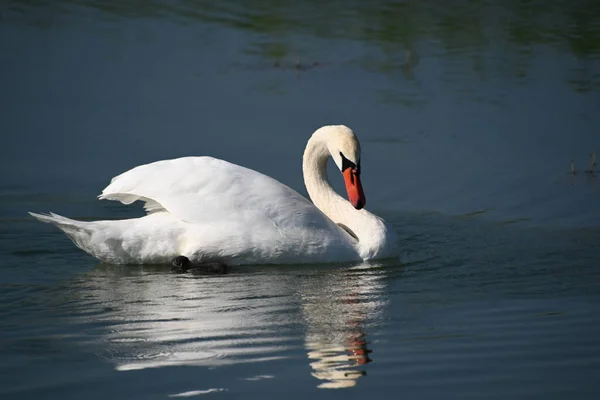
[{"left": 1, "top": 1, "right": 600, "bottom": 398}]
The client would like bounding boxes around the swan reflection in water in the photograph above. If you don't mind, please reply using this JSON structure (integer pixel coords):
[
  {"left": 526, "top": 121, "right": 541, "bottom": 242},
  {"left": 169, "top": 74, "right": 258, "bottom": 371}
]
[
  {"left": 71, "top": 262, "right": 389, "bottom": 389},
  {"left": 299, "top": 263, "right": 386, "bottom": 388}
]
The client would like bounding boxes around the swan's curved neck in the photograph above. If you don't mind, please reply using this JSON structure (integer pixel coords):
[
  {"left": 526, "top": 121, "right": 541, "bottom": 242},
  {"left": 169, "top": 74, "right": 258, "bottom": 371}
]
[{"left": 302, "top": 132, "right": 390, "bottom": 259}]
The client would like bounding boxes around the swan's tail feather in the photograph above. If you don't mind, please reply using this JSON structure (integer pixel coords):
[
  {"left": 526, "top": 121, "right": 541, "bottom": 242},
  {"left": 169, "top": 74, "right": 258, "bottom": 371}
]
[
  {"left": 29, "top": 212, "right": 182, "bottom": 265},
  {"left": 29, "top": 212, "right": 89, "bottom": 228},
  {"left": 28, "top": 212, "right": 97, "bottom": 258}
]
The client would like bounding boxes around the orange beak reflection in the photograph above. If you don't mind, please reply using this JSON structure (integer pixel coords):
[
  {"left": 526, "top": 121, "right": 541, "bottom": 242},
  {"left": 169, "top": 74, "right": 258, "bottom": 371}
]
[{"left": 343, "top": 168, "right": 366, "bottom": 210}]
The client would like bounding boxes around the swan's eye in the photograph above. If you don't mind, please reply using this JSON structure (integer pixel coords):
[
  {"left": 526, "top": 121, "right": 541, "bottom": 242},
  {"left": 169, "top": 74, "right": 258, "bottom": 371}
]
[{"left": 340, "top": 152, "right": 358, "bottom": 173}]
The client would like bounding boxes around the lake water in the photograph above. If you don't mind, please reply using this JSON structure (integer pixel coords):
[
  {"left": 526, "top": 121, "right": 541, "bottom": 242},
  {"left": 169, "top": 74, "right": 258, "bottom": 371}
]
[{"left": 1, "top": 0, "right": 600, "bottom": 398}]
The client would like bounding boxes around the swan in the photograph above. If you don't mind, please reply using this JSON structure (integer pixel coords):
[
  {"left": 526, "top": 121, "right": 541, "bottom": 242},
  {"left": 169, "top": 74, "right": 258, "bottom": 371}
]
[{"left": 29, "top": 125, "right": 397, "bottom": 266}]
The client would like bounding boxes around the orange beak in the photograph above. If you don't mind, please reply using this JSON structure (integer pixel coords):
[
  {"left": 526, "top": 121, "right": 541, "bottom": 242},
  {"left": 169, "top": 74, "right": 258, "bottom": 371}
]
[{"left": 343, "top": 168, "right": 366, "bottom": 210}]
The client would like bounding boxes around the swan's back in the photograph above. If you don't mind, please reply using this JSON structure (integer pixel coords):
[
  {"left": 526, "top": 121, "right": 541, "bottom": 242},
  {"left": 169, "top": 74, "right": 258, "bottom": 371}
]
[{"left": 101, "top": 157, "right": 324, "bottom": 227}]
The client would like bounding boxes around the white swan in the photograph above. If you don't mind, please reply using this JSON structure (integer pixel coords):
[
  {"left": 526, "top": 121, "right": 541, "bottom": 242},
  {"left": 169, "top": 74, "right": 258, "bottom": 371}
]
[{"left": 30, "top": 125, "right": 397, "bottom": 265}]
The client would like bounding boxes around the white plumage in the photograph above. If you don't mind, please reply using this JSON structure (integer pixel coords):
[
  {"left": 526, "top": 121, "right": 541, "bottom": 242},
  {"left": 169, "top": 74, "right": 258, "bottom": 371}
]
[{"left": 30, "top": 125, "right": 397, "bottom": 265}]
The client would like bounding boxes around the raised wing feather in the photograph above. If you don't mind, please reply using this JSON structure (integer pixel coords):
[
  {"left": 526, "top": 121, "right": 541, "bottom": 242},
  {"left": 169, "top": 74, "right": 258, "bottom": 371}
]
[{"left": 99, "top": 157, "right": 335, "bottom": 232}]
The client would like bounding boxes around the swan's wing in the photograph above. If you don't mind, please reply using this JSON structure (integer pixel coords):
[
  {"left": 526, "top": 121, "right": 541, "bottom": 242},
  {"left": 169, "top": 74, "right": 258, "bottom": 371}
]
[{"left": 99, "top": 156, "right": 333, "bottom": 231}]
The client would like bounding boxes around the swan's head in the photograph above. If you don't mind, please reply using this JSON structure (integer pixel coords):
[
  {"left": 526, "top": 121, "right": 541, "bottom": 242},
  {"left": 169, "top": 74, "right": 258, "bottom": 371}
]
[{"left": 318, "top": 125, "right": 366, "bottom": 210}]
